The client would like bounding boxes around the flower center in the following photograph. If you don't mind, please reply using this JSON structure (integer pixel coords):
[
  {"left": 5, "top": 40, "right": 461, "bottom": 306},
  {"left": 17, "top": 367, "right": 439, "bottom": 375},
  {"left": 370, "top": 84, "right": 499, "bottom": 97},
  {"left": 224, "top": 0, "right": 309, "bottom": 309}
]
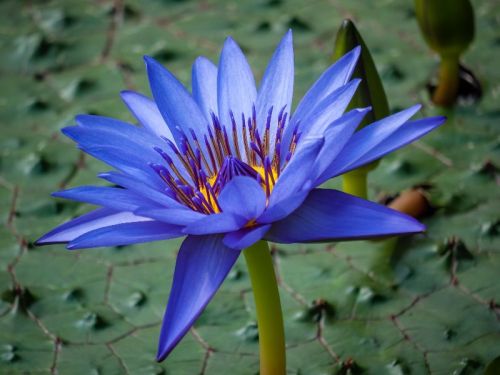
[{"left": 149, "top": 105, "right": 300, "bottom": 214}]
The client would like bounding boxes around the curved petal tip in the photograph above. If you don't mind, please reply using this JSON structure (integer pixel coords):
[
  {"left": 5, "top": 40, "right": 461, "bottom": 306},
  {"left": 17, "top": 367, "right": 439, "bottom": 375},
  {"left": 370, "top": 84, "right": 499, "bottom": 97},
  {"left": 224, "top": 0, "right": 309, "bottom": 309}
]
[
  {"left": 155, "top": 235, "right": 240, "bottom": 362},
  {"left": 143, "top": 55, "right": 164, "bottom": 72},
  {"left": 143, "top": 55, "right": 154, "bottom": 65}
]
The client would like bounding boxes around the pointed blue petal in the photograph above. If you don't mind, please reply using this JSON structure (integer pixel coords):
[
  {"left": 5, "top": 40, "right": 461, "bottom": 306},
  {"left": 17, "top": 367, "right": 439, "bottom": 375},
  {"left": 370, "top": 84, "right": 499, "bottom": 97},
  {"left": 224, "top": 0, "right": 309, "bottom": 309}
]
[
  {"left": 256, "top": 30, "right": 294, "bottom": 148},
  {"left": 64, "top": 119, "right": 193, "bottom": 185},
  {"left": 62, "top": 125, "right": 161, "bottom": 181},
  {"left": 52, "top": 186, "right": 160, "bottom": 212},
  {"left": 79, "top": 145, "right": 164, "bottom": 189},
  {"left": 192, "top": 56, "right": 218, "bottom": 122},
  {"left": 75, "top": 114, "right": 169, "bottom": 151},
  {"left": 98, "top": 172, "right": 181, "bottom": 208},
  {"left": 144, "top": 56, "right": 207, "bottom": 147},
  {"left": 268, "top": 138, "right": 323, "bottom": 214},
  {"left": 36, "top": 208, "right": 150, "bottom": 245},
  {"left": 286, "top": 46, "right": 360, "bottom": 133},
  {"left": 218, "top": 176, "right": 266, "bottom": 221},
  {"left": 257, "top": 190, "right": 309, "bottom": 224},
  {"left": 298, "top": 79, "right": 361, "bottom": 140},
  {"left": 134, "top": 207, "right": 205, "bottom": 226},
  {"left": 182, "top": 212, "right": 246, "bottom": 235},
  {"left": 120, "top": 90, "right": 174, "bottom": 140},
  {"left": 217, "top": 37, "right": 257, "bottom": 156},
  {"left": 281, "top": 80, "right": 360, "bottom": 161},
  {"left": 223, "top": 224, "right": 271, "bottom": 250},
  {"left": 157, "top": 235, "right": 240, "bottom": 361},
  {"left": 72, "top": 115, "right": 159, "bottom": 150},
  {"left": 75, "top": 114, "right": 132, "bottom": 129},
  {"left": 318, "top": 105, "right": 422, "bottom": 183},
  {"left": 265, "top": 189, "right": 425, "bottom": 243},
  {"left": 67, "top": 221, "right": 182, "bottom": 249},
  {"left": 313, "top": 108, "right": 370, "bottom": 177},
  {"left": 332, "top": 116, "right": 446, "bottom": 176},
  {"left": 66, "top": 116, "right": 166, "bottom": 165}
]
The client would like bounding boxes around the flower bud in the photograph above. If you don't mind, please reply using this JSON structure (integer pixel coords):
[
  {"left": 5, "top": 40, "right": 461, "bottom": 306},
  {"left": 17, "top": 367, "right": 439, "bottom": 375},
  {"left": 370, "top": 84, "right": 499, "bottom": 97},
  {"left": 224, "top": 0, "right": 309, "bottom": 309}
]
[
  {"left": 414, "top": 0, "right": 475, "bottom": 58},
  {"left": 333, "top": 19, "right": 390, "bottom": 128},
  {"left": 333, "top": 19, "right": 390, "bottom": 177}
]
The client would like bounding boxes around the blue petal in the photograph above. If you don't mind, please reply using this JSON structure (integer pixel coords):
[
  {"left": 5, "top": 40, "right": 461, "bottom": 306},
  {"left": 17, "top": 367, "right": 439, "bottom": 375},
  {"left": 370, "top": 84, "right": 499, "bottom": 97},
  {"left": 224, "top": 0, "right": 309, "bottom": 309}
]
[
  {"left": 36, "top": 208, "right": 151, "bottom": 245},
  {"left": 182, "top": 212, "right": 246, "bottom": 235},
  {"left": 280, "top": 80, "right": 360, "bottom": 162},
  {"left": 52, "top": 186, "right": 161, "bottom": 212},
  {"left": 99, "top": 172, "right": 181, "bottom": 208},
  {"left": 257, "top": 190, "right": 309, "bottom": 224},
  {"left": 267, "top": 138, "right": 323, "bottom": 215},
  {"left": 67, "top": 221, "right": 182, "bottom": 249},
  {"left": 71, "top": 116, "right": 157, "bottom": 149},
  {"left": 75, "top": 114, "right": 167, "bottom": 151},
  {"left": 313, "top": 108, "right": 370, "bottom": 177},
  {"left": 223, "top": 224, "right": 271, "bottom": 249},
  {"left": 63, "top": 125, "right": 163, "bottom": 184},
  {"left": 317, "top": 105, "right": 422, "bottom": 183},
  {"left": 120, "top": 90, "right": 174, "bottom": 140},
  {"left": 64, "top": 120, "right": 192, "bottom": 185},
  {"left": 79, "top": 145, "right": 164, "bottom": 189},
  {"left": 74, "top": 114, "right": 168, "bottom": 152},
  {"left": 66, "top": 116, "right": 165, "bottom": 164},
  {"left": 331, "top": 116, "right": 446, "bottom": 176},
  {"left": 284, "top": 46, "right": 360, "bottom": 144},
  {"left": 217, "top": 37, "right": 257, "bottom": 156},
  {"left": 157, "top": 235, "right": 240, "bottom": 361},
  {"left": 134, "top": 207, "right": 205, "bottom": 226},
  {"left": 265, "top": 189, "right": 425, "bottom": 243},
  {"left": 144, "top": 56, "right": 208, "bottom": 149},
  {"left": 192, "top": 56, "right": 218, "bottom": 122},
  {"left": 256, "top": 30, "right": 294, "bottom": 148},
  {"left": 75, "top": 114, "right": 131, "bottom": 129},
  {"left": 297, "top": 79, "right": 361, "bottom": 140},
  {"left": 292, "top": 47, "right": 360, "bottom": 121},
  {"left": 218, "top": 176, "right": 266, "bottom": 221}
]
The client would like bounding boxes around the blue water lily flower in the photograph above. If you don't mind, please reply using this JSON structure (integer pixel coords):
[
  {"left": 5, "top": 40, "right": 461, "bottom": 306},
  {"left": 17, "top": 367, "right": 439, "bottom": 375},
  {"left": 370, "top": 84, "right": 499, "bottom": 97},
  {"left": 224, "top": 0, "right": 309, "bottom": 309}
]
[{"left": 37, "top": 30, "right": 445, "bottom": 361}]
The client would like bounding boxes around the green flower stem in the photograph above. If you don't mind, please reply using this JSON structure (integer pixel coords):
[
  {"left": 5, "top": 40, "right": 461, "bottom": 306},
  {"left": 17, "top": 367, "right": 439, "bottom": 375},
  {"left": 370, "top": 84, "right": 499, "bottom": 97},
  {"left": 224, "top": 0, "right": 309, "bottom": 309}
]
[
  {"left": 243, "top": 241, "right": 285, "bottom": 375},
  {"left": 433, "top": 55, "right": 460, "bottom": 107},
  {"left": 342, "top": 170, "right": 368, "bottom": 199}
]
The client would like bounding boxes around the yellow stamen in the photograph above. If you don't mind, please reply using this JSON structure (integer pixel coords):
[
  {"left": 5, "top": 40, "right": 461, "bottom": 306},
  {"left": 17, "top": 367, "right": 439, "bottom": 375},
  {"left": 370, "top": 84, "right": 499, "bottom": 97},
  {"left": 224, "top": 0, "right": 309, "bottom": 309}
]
[{"left": 252, "top": 165, "right": 278, "bottom": 191}]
